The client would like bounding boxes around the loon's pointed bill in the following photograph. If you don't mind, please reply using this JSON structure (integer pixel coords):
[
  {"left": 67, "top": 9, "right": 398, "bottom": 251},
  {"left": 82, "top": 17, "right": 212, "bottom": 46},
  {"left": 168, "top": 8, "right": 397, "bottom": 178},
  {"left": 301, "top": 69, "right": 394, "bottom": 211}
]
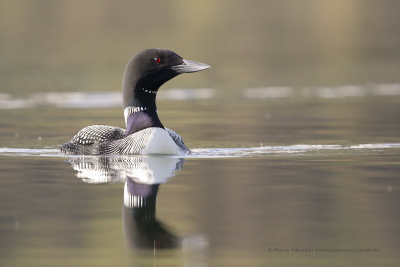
[{"left": 170, "top": 59, "right": 210, "bottom": 73}]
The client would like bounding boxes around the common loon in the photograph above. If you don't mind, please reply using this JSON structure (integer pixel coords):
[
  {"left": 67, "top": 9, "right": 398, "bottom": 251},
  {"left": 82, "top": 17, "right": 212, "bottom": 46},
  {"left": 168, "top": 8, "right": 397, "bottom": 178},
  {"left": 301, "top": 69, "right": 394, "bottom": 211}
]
[{"left": 61, "top": 48, "right": 210, "bottom": 155}]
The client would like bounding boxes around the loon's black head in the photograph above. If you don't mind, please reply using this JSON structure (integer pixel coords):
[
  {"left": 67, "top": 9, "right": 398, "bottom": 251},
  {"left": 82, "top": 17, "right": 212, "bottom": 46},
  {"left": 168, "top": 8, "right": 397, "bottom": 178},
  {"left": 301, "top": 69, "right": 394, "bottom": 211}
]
[
  {"left": 122, "top": 49, "right": 210, "bottom": 133},
  {"left": 122, "top": 48, "right": 210, "bottom": 109}
]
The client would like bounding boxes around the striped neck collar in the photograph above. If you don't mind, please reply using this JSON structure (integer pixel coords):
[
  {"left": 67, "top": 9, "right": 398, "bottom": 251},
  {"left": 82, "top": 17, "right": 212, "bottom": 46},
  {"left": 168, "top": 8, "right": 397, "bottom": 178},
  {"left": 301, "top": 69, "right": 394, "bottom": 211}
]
[{"left": 124, "top": 106, "right": 152, "bottom": 125}]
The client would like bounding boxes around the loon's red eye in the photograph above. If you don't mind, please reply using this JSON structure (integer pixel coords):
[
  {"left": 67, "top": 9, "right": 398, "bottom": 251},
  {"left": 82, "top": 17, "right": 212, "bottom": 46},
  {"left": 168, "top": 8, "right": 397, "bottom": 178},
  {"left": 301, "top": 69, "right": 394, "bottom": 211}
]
[{"left": 153, "top": 57, "right": 162, "bottom": 64}]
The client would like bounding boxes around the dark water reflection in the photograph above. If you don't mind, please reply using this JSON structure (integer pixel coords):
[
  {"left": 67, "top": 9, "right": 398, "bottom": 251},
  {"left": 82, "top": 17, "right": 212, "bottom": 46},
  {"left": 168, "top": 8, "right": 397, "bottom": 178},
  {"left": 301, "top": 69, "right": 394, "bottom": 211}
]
[
  {"left": 67, "top": 156, "right": 193, "bottom": 251},
  {"left": 1, "top": 151, "right": 399, "bottom": 266},
  {"left": 122, "top": 180, "right": 177, "bottom": 250}
]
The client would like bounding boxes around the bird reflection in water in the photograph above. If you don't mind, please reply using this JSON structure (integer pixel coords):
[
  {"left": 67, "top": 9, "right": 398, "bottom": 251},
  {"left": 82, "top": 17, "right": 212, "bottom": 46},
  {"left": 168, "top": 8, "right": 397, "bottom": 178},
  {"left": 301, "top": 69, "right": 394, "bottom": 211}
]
[
  {"left": 123, "top": 178, "right": 178, "bottom": 249},
  {"left": 66, "top": 156, "right": 205, "bottom": 250}
]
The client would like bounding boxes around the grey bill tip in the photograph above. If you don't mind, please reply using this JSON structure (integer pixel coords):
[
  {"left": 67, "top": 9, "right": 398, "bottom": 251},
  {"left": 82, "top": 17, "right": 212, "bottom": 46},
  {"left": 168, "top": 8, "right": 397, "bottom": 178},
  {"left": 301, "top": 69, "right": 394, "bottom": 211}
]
[{"left": 170, "top": 59, "right": 211, "bottom": 73}]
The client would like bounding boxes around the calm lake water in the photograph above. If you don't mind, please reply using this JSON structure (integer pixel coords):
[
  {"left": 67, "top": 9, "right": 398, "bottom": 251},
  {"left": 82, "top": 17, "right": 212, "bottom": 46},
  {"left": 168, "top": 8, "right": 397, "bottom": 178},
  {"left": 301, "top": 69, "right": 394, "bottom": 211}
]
[
  {"left": 1, "top": 1, "right": 400, "bottom": 266},
  {"left": 1, "top": 94, "right": 400, "bottom": 267}
]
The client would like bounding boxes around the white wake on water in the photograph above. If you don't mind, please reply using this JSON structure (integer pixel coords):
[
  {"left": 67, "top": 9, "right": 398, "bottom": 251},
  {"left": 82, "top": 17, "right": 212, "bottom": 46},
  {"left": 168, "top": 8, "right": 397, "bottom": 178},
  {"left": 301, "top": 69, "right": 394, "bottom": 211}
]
[
  {"left": 190, "top": 143, "right": 400, "bottom": 158},
  {"left": 0, "top": 143, "right": 399, "bottom": 158}
]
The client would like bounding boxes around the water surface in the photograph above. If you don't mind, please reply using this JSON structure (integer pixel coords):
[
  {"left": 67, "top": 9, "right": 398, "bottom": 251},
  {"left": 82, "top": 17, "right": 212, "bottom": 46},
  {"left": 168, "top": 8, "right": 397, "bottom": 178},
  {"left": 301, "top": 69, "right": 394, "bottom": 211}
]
[
  {"left": 0, "top": 145, "right": 399, "bottom": 267},
  {"left": 1, "top": 88, "right": 400, "bottom": 267}
]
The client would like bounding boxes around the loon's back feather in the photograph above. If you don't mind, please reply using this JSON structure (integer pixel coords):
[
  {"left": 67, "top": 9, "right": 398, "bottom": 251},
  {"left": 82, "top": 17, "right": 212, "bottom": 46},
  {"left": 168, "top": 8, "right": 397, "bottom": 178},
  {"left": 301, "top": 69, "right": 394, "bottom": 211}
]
[
  {"left": 68, "top": 125, "right": 127, "bottom": 145},
  {"left": 61, "top": 125, "right": 190, "bottom": 155},
  {"left": 165, "top": 128, "right": 189, "bottom": 154}
]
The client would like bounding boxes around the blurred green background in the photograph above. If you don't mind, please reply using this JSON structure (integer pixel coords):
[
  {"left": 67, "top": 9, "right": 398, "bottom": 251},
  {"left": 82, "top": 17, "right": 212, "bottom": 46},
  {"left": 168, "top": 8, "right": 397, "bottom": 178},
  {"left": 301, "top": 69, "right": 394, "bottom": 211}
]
[{"left": 1, "top": 0, "right": 400, "bottom": 96}]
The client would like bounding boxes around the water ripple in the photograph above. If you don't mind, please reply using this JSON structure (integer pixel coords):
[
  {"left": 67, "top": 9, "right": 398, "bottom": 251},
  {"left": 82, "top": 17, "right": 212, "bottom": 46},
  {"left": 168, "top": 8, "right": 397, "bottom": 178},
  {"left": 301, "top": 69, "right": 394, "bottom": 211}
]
[
  {"left": 1, "top": 83, "right": 400, "bottom": 109},
  {"left": 1, "top": 143, "right": 399, "bottom": 158},
  {"left": 190, "top": 143, "right": 400, "bottom": 158},
  {"left": 0, "top": 88, "right": 215, "bottom": 109},
  {"left": 243, "top": 83, "right": 400, "bottom": 99}
]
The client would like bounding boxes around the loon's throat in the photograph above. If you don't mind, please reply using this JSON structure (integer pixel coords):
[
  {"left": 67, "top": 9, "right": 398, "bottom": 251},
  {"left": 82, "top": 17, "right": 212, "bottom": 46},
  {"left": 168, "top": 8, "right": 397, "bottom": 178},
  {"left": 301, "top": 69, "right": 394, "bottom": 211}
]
[
  {"left": 124, "top": 83, "right": 162, "bottom": 134},
  {"left": 125, "top": 106, "right": 163, "bottom": 135},
  {"left": 124, "top": 106, "right": 150, "bottom": 125}
]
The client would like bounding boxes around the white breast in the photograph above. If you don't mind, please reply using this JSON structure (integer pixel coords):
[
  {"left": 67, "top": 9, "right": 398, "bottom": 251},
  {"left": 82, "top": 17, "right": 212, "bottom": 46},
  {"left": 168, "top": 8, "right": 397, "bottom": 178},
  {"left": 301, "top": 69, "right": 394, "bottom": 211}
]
[
  {"left": 117, "top": 127, "right": 179, "bottom": 155},
  {"left": 106, "top": 127, "right": 184, "bottom": 155},
  {"left": 139, "top": 127, "right": 181, "bottom": 154}
]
